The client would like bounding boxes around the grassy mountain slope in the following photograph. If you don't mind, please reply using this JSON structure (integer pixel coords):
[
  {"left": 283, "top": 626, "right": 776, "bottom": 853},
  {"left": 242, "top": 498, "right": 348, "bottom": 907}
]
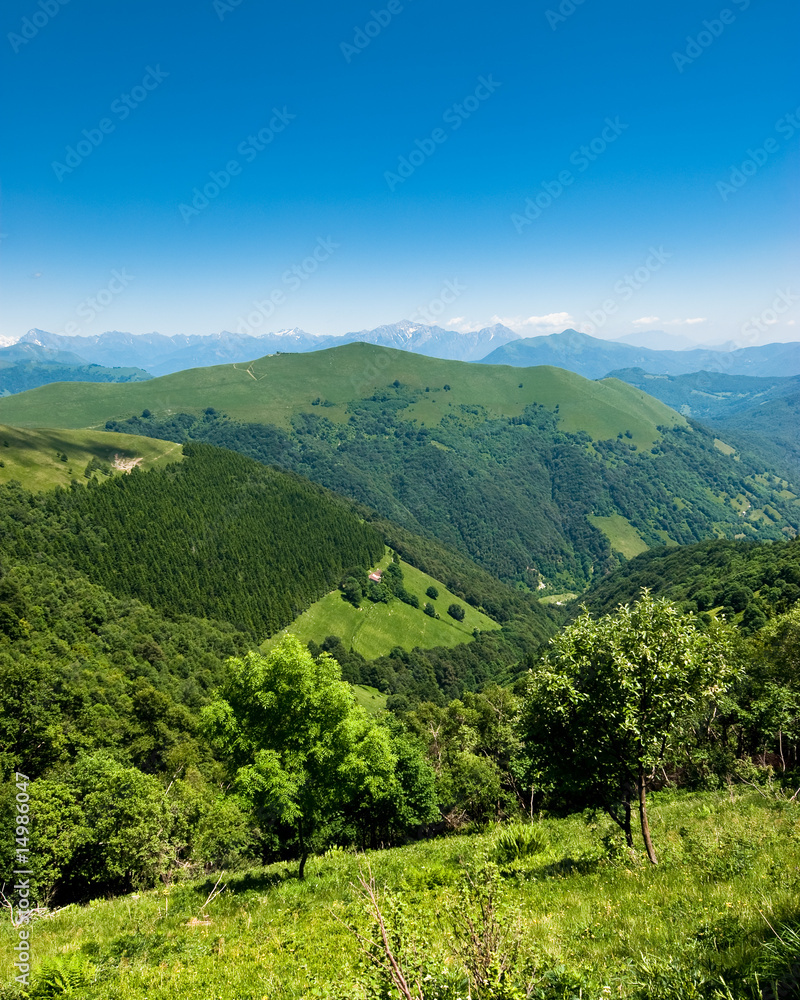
[
  {"left": 268, "top": 551, "right": 499, "bottom": 660},
  {"left": 0, "top": 343, "right": 685, "bottom": 447},
  {"left": 1, "top": 344, "right": 798, "bottom": 593},
  {"left": 0, "top": 424, "right": 183, "bottom": 492},
  {"left": 1, "top": 790, "right": 796, "bottom": 999}
]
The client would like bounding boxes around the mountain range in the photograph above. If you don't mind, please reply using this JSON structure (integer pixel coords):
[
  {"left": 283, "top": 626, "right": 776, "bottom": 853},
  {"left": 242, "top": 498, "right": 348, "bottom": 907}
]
[
  {"left": 15, "top": 325, "right": 800, "bottom": 381},
  {"left": 480, "top": 330, "right": 800, "bottom": 379},
  {"left": 18, "top": 321, "right": 521, "bottom": 375}
]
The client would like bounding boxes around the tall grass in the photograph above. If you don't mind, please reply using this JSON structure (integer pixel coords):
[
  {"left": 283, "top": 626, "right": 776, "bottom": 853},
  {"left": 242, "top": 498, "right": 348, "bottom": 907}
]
[{"left": 0, "top": 791, "right": 796, "bottom": 999}]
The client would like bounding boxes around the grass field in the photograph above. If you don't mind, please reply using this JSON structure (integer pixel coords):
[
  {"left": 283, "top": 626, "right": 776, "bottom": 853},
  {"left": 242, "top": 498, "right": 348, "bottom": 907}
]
[
  {"left": 0, "top": 344, "right": 685, "bottom": 449},
  {"left": 0, "top": 425, "right": 183, "bottom": 492},
  {"left": 267, "top": 553, "right": 499, "bottom": 660},
  {"left": 588, "top": 513, "right": 650, "bottom": 559},
  {"left": 2, "top": 790, "right": 796, "bottom": 1000}
]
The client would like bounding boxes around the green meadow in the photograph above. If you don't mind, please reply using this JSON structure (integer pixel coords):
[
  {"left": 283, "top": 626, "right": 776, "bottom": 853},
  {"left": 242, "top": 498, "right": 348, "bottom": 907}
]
[
  {"left": 267, "top": 553, "right": 500, "bottom": 660},
  {"left": 2, "top": 790, "right": 796, "bottom": 1000},
  {"left": 0, "top": 425, "right": 182, "bottom": 492},
  {"left": 0, "top": 344, "right": 684, "bottom": 449}
]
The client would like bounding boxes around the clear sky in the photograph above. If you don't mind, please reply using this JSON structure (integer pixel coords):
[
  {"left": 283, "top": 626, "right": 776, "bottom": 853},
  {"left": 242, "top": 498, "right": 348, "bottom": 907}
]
[{"left": 1, "top": 0, "right": 798, "bottom": 344}]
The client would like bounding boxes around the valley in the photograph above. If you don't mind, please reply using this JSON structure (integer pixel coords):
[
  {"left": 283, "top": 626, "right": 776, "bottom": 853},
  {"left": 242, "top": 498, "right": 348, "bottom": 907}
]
[{"left": 0, "top": 343, "right": 798, "bottom": 1000}]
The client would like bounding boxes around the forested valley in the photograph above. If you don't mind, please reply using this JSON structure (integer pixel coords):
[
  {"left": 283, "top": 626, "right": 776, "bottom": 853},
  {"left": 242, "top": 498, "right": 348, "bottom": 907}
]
[{"left": 104, "top": 385, "right": 800, "bottom": 592}]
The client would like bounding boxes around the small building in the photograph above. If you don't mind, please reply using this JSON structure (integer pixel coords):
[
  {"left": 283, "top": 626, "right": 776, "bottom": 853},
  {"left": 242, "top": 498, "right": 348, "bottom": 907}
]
[{"left": 368, "top": 571, "right": 383, "bottom": 583}]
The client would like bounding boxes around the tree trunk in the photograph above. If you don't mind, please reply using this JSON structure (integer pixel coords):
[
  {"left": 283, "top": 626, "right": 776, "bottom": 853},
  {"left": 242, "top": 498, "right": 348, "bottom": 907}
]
[
  {"left": 298, "top": 851, "right": 308, "bottom": 881},
  {"left": 623, "top": 796, "right": 633, "bottom": 848},
  {"left": 637, "top": 770, "right": 657, "bottom": 864}
]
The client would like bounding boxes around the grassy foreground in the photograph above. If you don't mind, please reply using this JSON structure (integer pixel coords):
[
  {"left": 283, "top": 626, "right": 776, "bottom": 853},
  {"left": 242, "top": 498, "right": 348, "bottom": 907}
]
[{"left": 2, "top": 790, "right": 797, "bottom": 999}]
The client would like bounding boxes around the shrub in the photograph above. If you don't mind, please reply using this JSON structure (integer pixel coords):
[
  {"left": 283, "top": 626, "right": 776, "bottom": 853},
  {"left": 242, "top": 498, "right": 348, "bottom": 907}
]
[
  {"left": 448, "top": 603, "right": 466, "bottom": 622},
  {"left": 426, "top": 585, "right": 439, "bottom": 600},
  {"left": 492, "top": 823, "right": 548, "bottom": 865}
]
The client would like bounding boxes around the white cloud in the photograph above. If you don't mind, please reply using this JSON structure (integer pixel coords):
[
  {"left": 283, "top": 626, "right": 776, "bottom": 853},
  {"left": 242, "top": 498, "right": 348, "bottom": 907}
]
[
  {"left": 485, "top": 311, "right": 576, "bottom": 334},
  {"left": 447, "top": 311, "right": 577, "bottom": 335},
  {"left": 664, "top": 317, "right": 707, "bottom": 326},
  {"left": 632, "top": 316, "right": 660, "bottom": 326}
]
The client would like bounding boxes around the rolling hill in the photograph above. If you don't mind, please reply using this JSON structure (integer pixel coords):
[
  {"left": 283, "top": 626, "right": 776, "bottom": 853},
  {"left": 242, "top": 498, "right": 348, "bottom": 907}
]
[
  {"left": 4, "top": 343, "right": 797, "bottom": 593},
  {"left": 0, "top": 424, "right": 183, "bottom": 492}
]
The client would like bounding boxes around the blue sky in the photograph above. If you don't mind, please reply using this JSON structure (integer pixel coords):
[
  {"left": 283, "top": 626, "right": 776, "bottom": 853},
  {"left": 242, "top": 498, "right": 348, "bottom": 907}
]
[{"left": 1, "top": 0, "right": 798, "bottom": 344}]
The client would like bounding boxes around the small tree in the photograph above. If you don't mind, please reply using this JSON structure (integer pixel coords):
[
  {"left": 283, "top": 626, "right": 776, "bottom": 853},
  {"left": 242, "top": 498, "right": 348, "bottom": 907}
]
[
  {"left": 426, "top": 586, "right": 439, "bottom": 600},
  {"left": 202, "top": 637, "right": 395, "bottom": 878},
  {"left": 448, "top": 603, "right": 466, "bottom": 622},
  {"left": 423, "top": 602, "right": 438, "bottom": 618},
  {"left": 520, "top": 592, "right": 736, "bottom": 863}
]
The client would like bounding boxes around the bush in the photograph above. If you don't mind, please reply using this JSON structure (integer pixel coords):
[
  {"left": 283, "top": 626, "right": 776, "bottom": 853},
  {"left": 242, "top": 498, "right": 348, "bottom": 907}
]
[
  {"left": 448, "top": 603, "right": 466, "bottom": 622},
  {"left": 423, "top": 602, "right": 438, "bottom": 618},
  {"left": 426, "top": 585, "right": 439, "bottom": 599},
  {"left": 492, "top": 823, "right": 548, "bottom": 865}
]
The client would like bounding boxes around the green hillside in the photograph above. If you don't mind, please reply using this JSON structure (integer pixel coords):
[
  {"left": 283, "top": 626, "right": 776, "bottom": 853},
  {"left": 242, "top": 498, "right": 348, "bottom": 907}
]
[
  {"left": 1, "top": 790, "right": 798, "bottom": 999},
  {"left": 2, "top": 344, "right": 798, "bottom": 592},
  {"left": 0, "top": 443, "right": 384, "bottom": 637},
  {"left": 0, "top": 424, "right": 182, "bottom": 492},
  {"left": 0, "top": 343, "right": 684, "bottom": 448},
  {"left": 269, "top": 552, "right": 499, "bottom": 660},
  {"left": 581, "top": 536, "right": 800, "bottom": 627}
]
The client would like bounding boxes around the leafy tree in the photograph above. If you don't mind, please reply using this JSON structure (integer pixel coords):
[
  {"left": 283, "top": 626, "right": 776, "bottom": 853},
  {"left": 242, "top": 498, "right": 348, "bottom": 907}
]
[
  {"left": 203, "top": 636, "right": 396, "bottom": 877},
  {"left": 341, "top": 576, "right": 363, "bottom": 607},
  {"left": 520, "top": 592, "right": 737, "bottom": 863},
  {"left": 448, "top": 603, "right": 465, "bottom": 622},
  {"left": 426, "top": 586, "right": 439, "bottom": 600},
  {"left": 423, "top": 602, "right": 438, "bottom": 618}
]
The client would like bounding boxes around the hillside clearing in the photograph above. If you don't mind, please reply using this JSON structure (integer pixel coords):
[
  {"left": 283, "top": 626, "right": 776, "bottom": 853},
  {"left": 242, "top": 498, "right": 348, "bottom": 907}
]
[
  {"left": 267, "top": 552, "right": 499, "bottom": 660},
  {"left": 0, "top": 425, "right": 182, "bottom": 492}
]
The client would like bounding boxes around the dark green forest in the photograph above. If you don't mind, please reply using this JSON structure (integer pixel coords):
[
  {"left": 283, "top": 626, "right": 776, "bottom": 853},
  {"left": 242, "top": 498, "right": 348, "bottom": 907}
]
[
  {"left": 0, "top": 444, "right": 385, "bottom": 637},
  {"left": 104, "top": 393, "right": 800, "bottom": 592},
  {"left": 583, "top": 536, "right": 800, "bottom": 630}
]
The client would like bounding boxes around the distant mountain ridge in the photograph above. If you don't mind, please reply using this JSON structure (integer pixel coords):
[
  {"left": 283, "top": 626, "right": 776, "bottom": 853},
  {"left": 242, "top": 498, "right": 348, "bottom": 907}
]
[
  {"left": 480, "top": 329, "right": 800, "bottom": 378},
  {"left": 19, "top": 322, "right": 521, "bottom": 374},
  {"left": 15, "top": 325, "right": 800, "bottom": 380},
  {"left": 0, "top": 339, "right": 151, "bottom": 395}
]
